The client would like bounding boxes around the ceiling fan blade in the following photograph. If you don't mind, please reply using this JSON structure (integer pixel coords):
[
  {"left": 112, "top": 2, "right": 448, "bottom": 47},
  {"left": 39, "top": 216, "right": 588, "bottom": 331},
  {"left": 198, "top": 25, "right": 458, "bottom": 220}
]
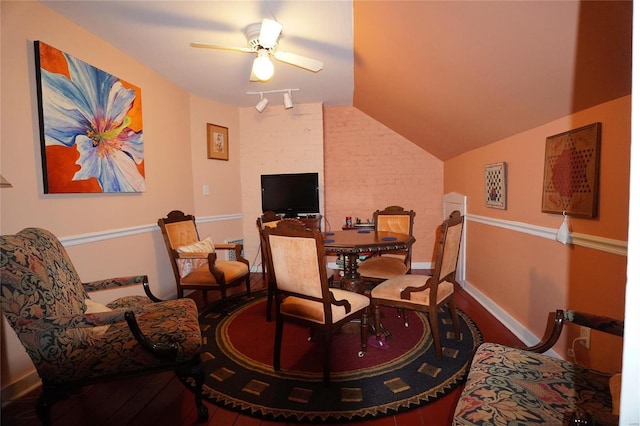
[
  {"left": 190, "top": 42, "right": 253, "bottom": 53},
  {"left": 273, "top": 50, "right": 323, "bottom": 72},
  {"left": 259, "top": 18, "right": 282, "bottom": 49}
]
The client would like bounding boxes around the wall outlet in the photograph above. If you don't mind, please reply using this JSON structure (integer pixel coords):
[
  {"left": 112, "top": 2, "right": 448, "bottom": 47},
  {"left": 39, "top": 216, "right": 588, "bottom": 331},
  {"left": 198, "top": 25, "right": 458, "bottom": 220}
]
[{"left": 579, "top": 326, "right": 591, "bottom": 349}]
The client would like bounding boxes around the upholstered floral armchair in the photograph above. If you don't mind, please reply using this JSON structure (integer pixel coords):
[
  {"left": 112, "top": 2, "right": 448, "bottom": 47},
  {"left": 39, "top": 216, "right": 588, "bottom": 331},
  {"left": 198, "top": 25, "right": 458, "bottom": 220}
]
[{"left": 0, "top": 228, "right": 208, "bottom": 425}]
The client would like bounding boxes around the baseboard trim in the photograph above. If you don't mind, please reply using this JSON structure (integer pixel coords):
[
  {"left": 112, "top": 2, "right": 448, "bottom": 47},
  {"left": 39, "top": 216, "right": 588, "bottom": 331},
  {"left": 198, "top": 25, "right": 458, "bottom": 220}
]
[
  {"left": 466, "top": 214, "right": 627, "bottom": 256},
  {"left": 1, "top": 370, "right": 41, "bottom": 408},
  {"left": 461, "top": 279, "right": 561, "bottom": 359}
]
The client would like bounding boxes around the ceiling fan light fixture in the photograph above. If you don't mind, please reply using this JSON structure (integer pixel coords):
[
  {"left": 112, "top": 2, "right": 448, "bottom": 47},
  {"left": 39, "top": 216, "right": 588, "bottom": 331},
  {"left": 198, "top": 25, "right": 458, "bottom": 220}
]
[
  {"left": 255, "top": 95, "right": 269, "bottom": 113},
  {"left": 252, "top": 49, "right": 274, "bottom": 81},
  {"left": 283, "top": 91, "right": 293, "bottom": 109}
]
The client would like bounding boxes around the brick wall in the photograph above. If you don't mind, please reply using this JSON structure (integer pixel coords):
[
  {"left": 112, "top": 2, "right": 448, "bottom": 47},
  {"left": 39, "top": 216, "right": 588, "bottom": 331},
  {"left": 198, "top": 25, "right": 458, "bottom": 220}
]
[
  {"left": 239, "top": 103, "right": 325, "bottom": 268},
  {"left": 323, "top": 106, "right": 444, "bottom": 265}
]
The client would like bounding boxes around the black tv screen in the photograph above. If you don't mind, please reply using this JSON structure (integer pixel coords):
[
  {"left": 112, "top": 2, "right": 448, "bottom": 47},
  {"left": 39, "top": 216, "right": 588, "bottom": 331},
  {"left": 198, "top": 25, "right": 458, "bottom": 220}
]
[{"left": 261, "top": 173, "right": 320, "bottom": 218}]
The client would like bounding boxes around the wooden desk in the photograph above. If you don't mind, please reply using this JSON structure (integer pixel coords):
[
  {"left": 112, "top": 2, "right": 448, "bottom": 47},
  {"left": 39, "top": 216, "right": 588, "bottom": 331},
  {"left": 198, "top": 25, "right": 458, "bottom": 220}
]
[{"left": 324, "top": 230, "right": 415, "bottom": 293}]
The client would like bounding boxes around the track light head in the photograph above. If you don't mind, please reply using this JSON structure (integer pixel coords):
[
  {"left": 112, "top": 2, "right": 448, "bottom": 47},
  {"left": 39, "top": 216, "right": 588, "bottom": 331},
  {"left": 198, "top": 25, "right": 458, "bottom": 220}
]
[
  {"left": 283, "top": 92, "right": 293, "bottom": 109},
  {"left": 255, "top": 96, "right": 269, "bottom": 112}
]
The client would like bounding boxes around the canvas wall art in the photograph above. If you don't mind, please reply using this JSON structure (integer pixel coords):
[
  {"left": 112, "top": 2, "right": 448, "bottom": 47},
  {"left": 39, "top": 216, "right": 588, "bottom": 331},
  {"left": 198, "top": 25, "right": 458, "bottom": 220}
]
[
  {"left": 542, "top": 123, "right": 601, "bottom": 217},
  {"left": 34, "top": 41, "right": 145, "bottom": 193}
]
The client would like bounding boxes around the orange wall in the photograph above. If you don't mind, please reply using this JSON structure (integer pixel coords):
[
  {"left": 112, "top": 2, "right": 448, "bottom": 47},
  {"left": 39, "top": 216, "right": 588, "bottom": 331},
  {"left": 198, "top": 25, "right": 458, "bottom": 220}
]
[
  {"left": 0, "top": 2, "right": 243, "bottom": 389},
  {"left": 323, "top": 106, "right": 444, "bottom": 266},
  {"left": 444, "top": 96, "right": 630, "bottom": 371}
]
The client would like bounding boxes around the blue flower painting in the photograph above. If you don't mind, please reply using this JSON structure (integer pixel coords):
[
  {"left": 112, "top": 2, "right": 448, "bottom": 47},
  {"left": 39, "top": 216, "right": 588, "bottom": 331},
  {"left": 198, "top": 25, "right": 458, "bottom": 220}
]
[{"left": 35, "top": 41, "right": 145, "bottom": 193}]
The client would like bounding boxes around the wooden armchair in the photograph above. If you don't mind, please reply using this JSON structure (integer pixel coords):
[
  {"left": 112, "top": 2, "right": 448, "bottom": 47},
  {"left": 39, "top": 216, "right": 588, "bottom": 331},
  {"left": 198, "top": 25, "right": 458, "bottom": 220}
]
[
  {"left": 0, "top": 228, "right": 208, "bottom": 425},
  {"left": 454, "top": 310, "right": 624, "bottom": 425},
  {"left": 357, "top": 205, "right": 416, "bottom": 286},
  {"left": 263, "top": 219, "right": 370, "bottom": 384},
  {"left": 370, "top": 211, "right": 463, "bottom": 360},
  {"left": 158, "top": 210, "right": 251, "bottom": 310}
]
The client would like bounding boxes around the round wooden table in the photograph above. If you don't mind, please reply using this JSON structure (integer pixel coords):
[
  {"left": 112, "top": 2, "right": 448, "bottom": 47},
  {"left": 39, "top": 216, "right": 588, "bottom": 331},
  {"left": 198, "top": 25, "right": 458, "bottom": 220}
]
[{"left": 323, "top": 230, "right": 415, "bottom": 293}]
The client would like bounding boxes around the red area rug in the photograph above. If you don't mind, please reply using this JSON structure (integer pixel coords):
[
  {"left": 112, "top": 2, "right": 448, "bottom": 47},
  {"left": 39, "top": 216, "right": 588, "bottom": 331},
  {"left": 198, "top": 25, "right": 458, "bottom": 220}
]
[{"left": 189, "top": 291, "right": 482, "bottom": 423}]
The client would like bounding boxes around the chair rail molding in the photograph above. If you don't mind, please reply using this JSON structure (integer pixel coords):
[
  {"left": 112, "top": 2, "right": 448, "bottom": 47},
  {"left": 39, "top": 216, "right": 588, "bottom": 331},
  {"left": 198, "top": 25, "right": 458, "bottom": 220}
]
[
  {"left": 466, "top": 214, "right": 627, "bottom": 256},
  {"left": 59, "top": 214, "right": 243, "bottom": 247}
]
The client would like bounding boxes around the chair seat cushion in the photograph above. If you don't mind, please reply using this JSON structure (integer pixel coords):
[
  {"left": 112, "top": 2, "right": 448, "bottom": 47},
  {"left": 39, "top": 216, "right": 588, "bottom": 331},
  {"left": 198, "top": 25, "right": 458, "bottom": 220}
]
[
  {"left": 370, "top": 274, "right": 454, "bottom": 305},
  {"left": 281, "top": 289, "right": 370, "bottom": 324},
  {"left": 357, "top": 256, "right": 408, "bottom": 280},
  {"left": 181, "top": 260, "right": 249, "bottom": 284},
  {"left": 453, "top": 342, "right": 618, "bottom": 425},
  {"left": 38, "top": 298, "right": 202, "bottom": 384}
]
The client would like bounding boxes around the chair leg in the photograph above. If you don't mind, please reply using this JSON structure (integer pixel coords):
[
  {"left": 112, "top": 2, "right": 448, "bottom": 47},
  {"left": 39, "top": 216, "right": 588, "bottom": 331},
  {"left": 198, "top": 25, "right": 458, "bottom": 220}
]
[
  {"left": 448, "top": 300, "right": 462, "bottom": 341},
  {"left": 274, "top": 315, "right": 284, "bottom": 372},
  {"left": 359, "top": 308, "right": 368, "bottom": 357},
  {"left": 429, "top": 308, "right": 443, "bottom": 361},
  {"left": 36, "top": 383, "right": 70, "bottom": 426},
  {"left": 245, "top": 274, "right": 251, "bottom": 297},
  {"left": 176, "top": 357, "right": 209, "bottom": 423},
  {"left": 373, "top": 304, "right": 384, "bottom": 345},
  {"left": 266, "top": 282, "right": 274, "bottom": 322},
  {"left": 323, "top": 330, "right": 332, "bottom": 385}
]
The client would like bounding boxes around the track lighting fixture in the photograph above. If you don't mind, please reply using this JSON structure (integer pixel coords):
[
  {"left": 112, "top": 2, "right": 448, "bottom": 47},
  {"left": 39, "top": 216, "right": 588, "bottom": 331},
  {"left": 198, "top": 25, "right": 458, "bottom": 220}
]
[
  {"left": 255, "top": 94, "right": 269, "bottom": 112},
  {"left": 247, "top": 88, "right": 299, "bottom": 113},
  {"left": 283, "top": 91, "right": 293, "bottom": 109}
]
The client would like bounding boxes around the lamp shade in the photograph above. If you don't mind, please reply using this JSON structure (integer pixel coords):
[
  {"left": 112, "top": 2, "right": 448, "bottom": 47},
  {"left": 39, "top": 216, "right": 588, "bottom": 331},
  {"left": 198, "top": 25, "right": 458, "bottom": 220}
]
[{"left": 252, "top": 50, "right": 274, "bottom": 81}]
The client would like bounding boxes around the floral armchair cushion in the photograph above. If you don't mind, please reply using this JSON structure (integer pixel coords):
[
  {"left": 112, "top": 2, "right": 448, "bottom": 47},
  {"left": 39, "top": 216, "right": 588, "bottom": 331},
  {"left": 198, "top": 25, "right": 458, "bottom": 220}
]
[
  {"left": 0, "top": 227, "right": 203, "bottom": 384},
  {"left": 453, "top": 342, "right": 618, "bottom": 425}
]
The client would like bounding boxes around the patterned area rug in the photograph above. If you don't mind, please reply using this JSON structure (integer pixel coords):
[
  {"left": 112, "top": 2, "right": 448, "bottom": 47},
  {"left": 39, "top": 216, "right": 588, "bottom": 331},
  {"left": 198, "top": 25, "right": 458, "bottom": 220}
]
[{"left": 189, "top": 291, "right": 482, "bottom": 423}]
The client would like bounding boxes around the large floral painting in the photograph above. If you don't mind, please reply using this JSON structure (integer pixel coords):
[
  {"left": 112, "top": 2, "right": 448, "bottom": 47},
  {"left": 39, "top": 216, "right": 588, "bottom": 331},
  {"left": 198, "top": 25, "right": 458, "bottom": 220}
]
[{"left": 34, "top": 41, "right": 145, "bottom": 193}]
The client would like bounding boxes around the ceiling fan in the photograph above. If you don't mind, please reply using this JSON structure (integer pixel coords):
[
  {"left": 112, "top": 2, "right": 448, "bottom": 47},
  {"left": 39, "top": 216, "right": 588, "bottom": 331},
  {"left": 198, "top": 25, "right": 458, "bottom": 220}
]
[{"left": 190, "top": 18, "right": 324, "bottom": 82}]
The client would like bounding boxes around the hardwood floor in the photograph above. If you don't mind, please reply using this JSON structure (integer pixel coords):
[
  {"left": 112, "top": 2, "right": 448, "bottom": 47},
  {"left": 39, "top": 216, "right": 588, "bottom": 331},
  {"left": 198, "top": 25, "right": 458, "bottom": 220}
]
[{"left": 1, "top": 272, "right": 523, "bottom": 426}]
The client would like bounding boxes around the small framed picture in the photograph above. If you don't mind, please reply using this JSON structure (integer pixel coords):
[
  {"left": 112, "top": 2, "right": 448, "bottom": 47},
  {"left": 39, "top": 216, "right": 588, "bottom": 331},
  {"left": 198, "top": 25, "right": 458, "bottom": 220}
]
[
  {"left": 207, "top": 123, "right": 229, "bottom": 160},
  {"left": 484, "top": 162, "right": 507, "bottom": 209}
]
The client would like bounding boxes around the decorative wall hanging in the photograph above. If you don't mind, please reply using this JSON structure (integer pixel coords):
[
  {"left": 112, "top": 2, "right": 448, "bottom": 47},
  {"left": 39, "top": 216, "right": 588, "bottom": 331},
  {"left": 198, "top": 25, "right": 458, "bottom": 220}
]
[
  {"left": 484, "top": 162, "right": 507, "bottom": 209},
  {"left": 207, "top": 123, "right": 229, "bottom": 160},
  {"left": 542, "top": 122, "right": 601, "bottom": 217},
  {"left": 34, "top": 41, "right": 145, "bottom": 193}
]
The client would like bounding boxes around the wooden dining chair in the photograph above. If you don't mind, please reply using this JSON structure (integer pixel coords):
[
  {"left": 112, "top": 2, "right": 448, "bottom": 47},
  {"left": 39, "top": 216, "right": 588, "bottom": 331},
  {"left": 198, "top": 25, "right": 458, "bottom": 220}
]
[
  {"left": 158, "top": 210, "right": 251, "bottom": 311},
  {"left": 357, "top": 205, "right": 416, "bottom": 287},
  {"left": 263, "top": 219, "right": 370, "bottom": 384},
  {"left": 257, "top": 211, "right": 282, "bottom": 321},
  {"left": 370, "top": 211, "right": 464, "bottom": 361}
]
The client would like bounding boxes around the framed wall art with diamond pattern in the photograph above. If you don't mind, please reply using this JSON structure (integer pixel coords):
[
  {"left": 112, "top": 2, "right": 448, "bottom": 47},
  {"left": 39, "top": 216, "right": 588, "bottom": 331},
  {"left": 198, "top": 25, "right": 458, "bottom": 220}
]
[{"left": 541, "top": 122, "right": 601, "bottom": 217}]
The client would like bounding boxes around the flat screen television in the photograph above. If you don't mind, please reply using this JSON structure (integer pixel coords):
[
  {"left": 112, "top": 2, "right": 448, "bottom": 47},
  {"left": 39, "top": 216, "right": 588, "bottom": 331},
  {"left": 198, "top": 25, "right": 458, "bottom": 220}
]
[{"left": 261, "top": 172, "right": 320, "bottom": 218}]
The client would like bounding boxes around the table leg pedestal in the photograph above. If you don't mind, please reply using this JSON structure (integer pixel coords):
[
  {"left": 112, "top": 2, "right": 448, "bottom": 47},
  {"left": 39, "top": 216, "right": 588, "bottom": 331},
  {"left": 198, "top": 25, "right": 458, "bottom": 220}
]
[{"left": 340, "top": 253, "right": 364, "bottom": 293}]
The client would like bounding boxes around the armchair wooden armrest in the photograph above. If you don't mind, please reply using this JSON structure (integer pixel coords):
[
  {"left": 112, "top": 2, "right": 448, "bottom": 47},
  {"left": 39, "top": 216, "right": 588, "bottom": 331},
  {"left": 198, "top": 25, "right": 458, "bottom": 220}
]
[
  {"left": 400, "top": 276, "right": 431, "bottom": 299},
  {"left": 329, "top": 292, "right": 352, "bottom": 314},
  {"left": 125, "top": 311, "right": 179, "bottom": 359},
  {"left": 525, "top": 309, "right": 624, "bottom": 353}
]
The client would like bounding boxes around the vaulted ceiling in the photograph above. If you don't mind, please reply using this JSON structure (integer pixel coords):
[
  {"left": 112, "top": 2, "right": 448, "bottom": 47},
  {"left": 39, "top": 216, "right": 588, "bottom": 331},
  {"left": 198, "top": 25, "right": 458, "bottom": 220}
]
[{"left": 41, "top": 1, "right": 632, "bottom": 161}]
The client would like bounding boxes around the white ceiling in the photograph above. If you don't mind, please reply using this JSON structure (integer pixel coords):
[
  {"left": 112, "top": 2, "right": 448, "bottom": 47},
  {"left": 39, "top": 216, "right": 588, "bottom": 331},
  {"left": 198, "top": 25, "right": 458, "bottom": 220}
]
[{"left": 41, "top": 0, "right": 354, "bottom": 108}]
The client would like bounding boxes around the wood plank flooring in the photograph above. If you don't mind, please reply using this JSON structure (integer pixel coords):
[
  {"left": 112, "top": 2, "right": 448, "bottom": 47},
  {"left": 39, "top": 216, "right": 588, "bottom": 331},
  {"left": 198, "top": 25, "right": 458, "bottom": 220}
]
[{"left": 1, "top": 272, "right": 523, "bottom": 426}]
